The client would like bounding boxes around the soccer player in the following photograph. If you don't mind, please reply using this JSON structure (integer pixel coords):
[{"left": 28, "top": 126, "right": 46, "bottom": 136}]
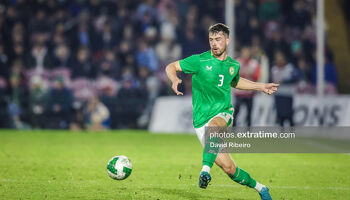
[{"left": 165, "top": 23, "right": 279, "bottom": 200}]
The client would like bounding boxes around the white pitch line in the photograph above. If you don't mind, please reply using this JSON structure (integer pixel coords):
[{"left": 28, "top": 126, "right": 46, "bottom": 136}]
[{"left": 210, "top": 184, "right": 350, "bottom": 191}]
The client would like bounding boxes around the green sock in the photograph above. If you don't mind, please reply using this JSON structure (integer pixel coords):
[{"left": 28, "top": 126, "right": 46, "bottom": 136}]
[
  {"left": 202, "top": 150, "right": 218, "bottom": 168},
  {"left": 229, "top": 166, "right": 257, "bottom": 188},
  {"left": 202, "top": 135, "right": 220, "bottom": 168}
]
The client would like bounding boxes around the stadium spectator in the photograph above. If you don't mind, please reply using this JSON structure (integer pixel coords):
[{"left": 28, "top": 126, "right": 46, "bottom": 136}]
[
  {"left": 117, "top": 25, "right": 137, "bottom": 68},
  {"left": 311, "top": 54, "right": 338, "bottom": 94},
  {"left": 75, "top": 22, "right": 94, "bottom": 49},
  {"left": 7, "top": 60, "right": 28, "bottom": 129},
  {"left": 234, "top": 47, "right": 261, "bottom": 126},
  {"left": 297, "top": 57, "right": 312, "bottom": 82},
  {"left": 29, "top": 9, "right": 50, "bottom": 34},
  {"left": 94, "top": 21, "right": 118, "bottom": 51},
  {"left": 235, "top": 0, "right": 259, "bottom": 46},
  {"left": 286, "top": 0, "right": 312, "bottom": 31},
  {"left": 52, "top": 43, "right": 72, "bottom": 68},
  {"left": 102, "top": 49, "right": 121, "bottom": 79},
  {"left": 295, "top": 57, "right": 314, "bottom": 94},
  {"left": 144, "top": 27, "right": 158, "bottom": 46},
  {"left": 180, "top": 28, "right": 204, "bottom": 58},
  {"left": 136, "top": 0, "right": 158, "bottom": 33},
  {"left": 97, "top": 50, "right": 120, "bottom": 80},
  {"left": 46, "top": 77, "right": 73, "bottom": 129},
  {"left": 85, "top": 95, "right": 110, "bottom": 131},
  {"left": 251, "top": 42, "right": 269, "bottom": 83},
  {"left": 137, "top": 66, "right": 160, "bottom": 127},
  {"left": 115, "top": 74, "right": 147, "bottom": 129},
  {"left": 28, "top": 76, "right": 47, "bottom": 129},
  {"left": 265, "top": 31, "right": 290, "bottom": 66},
  {"left": 0, "top": 43, "right": 10, "bottom": 79},
  {"left": 155, "top": 23, "right": 182, "bottom": 66},
  {"left": 71, "top": 46, "right": 96, "bottom": 79},
  {"left": 10, "top": 43, "right": 27, "bottom": 64},
  {"left": 271, "top": 51, "right": 302, "bottom": 126},
  {"left": 136, "top": 39, "right": 158, "bottom": 72},
  {"left": 4, "top": 5, "right": 19, "bottom": 31},
  {"left": 27, "top": 34, "right": 52, "bottom": 71},
  {"left": 99, "top": 86, "right": 117, "bottom": 129},
  {"left": 11, "top": 22, "right": 26, "bottom": 43}
]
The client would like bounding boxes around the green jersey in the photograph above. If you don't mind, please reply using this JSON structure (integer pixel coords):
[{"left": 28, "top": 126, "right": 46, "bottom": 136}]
[{"left": 179, "top": 50, "right": 240, "bottom": 128}]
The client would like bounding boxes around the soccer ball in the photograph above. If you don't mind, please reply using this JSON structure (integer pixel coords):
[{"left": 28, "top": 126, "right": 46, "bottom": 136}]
[{"left": 107, "top": 155, "right": 132, "bottom": 180}]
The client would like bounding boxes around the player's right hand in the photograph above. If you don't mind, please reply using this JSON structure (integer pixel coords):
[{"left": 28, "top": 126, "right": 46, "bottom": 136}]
[{"left": 171, "top": 79, "right": 183, "bottom": 95}]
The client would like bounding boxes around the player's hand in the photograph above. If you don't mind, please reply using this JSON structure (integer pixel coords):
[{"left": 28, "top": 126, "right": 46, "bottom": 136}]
[
  {"left": 262, "top": 83, "right": 279, "bottom": 95},
  {"left": 171, "top": 79, "right": 183, "bottom": 95}
]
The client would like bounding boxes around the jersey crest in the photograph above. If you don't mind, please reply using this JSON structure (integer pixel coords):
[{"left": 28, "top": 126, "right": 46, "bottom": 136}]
[{"left": 229, "top": 67, "right": 235, "bottom": 75}]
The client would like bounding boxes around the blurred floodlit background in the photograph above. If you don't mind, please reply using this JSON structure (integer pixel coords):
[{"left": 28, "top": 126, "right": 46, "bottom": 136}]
[{"left": 0, "top": 0, "right": 349, "bottom": 132}]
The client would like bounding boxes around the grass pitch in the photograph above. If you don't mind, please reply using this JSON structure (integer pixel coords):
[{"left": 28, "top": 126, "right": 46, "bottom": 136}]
[{"left": 0, "top": 130, "right": 349, "bottom": 200}]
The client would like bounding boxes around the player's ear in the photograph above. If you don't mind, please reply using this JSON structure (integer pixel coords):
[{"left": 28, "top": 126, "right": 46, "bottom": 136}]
[{"left": 226, "top": 37, "right": 230, "bottom": 46}]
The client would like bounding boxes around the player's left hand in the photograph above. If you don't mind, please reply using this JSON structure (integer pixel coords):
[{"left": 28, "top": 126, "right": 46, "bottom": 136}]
[{"left": 262, "top": 83, "right": 279, "bottom": 95}]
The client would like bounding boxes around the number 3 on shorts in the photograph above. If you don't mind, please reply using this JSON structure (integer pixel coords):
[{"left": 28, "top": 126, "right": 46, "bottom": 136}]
[{"left": 218, "top": 74, "right": 224, "bottom": 87}]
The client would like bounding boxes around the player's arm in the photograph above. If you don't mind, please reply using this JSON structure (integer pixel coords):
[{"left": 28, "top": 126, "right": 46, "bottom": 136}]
[
  {"left": 232, "top": 77, "right": 279, "bottom": 95},
  {"left": 165, "top": 61, "right": 183, "bottom": 95}
]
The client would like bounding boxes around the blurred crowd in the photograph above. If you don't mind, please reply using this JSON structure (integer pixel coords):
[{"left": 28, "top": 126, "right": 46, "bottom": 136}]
[{"left": 0, "top": 0, "right": 338, "bottom": 129}]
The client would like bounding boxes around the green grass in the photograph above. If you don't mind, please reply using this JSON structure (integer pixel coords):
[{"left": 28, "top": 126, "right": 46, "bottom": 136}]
[{"left": 0, "top": 130, "right": 349, "bottom": 200}]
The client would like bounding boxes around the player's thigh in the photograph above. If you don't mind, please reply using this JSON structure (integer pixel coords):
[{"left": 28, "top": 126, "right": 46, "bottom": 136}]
[
  {"left": 208, "top": 116, "right": 227, "bottom": 127},
  {"left": 196, "top": 113, "right": 231, "bottom": 147},
  {"left": 215, "top": 153, "right": 236, "bottom": 175}
]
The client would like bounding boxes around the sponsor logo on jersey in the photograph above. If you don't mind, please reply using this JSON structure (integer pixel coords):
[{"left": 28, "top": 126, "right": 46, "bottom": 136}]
[
  {"left": 206, "top": 66, "right": 212, "bottom": 71},
  {"left": 229, "top": 67, "right": 235, "bottom": 75}
]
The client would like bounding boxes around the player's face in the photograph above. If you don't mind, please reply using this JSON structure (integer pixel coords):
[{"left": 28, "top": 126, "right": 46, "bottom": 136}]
[{"left": 209, "top": 31, "right": 230, "bottom": 57}]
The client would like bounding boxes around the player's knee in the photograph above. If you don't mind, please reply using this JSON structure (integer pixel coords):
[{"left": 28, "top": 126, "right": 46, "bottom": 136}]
[
  {"left": 208, "top": 117, "right": 226, "bottom": 127},
  {"left": 208, "top": 121, "right": 219, "bottom": 127},
  {"left": 222, "top": 163, "right": 236, "bottom": 175}
]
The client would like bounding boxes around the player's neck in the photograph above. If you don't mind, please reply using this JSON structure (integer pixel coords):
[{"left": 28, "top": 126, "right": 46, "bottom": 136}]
[{"left": 211, "top": 50, "right": 227, "bottom": 61}]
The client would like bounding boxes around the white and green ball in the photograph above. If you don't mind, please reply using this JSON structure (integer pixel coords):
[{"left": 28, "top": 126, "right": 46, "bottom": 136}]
[{"left": 107, "top": 155, "right": 132, "bottom": 180}]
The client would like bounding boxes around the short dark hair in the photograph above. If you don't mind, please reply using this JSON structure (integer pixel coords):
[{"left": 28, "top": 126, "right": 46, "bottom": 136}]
[{"left": 208, "top": 23, "right": 230, "bottom": 36}]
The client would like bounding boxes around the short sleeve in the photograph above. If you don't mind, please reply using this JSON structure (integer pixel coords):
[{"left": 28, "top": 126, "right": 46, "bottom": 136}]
[
  {"left": 179, "top": 54, "right": 200, "bottom": 74},
  {"left": 231, "top": 67, "right": 240, "bottom": 87}
]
